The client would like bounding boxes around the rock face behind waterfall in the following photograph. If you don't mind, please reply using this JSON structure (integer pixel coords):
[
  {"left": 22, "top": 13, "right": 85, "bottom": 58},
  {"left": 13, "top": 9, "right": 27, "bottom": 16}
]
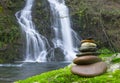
[{"left": 33, "top": 0, "right": 51, "bottom": 40}]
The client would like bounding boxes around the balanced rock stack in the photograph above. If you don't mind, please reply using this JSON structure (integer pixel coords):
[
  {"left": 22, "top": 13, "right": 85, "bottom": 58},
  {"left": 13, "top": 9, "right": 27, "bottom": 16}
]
[{"left": 71, "top": 38, "right": 107, "bottom": 77}]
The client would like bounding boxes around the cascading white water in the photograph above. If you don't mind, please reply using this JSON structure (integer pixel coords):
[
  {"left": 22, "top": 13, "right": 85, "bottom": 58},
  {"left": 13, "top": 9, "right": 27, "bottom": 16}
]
[
  {"left": 15, "top": 0, "right": 49, "bottom": 62},
  {"left": 48, "top": 0, "right": 80, "bottom": 61},
  {"left": 15, "top": 0, "right": 79, "bottom": 62}
]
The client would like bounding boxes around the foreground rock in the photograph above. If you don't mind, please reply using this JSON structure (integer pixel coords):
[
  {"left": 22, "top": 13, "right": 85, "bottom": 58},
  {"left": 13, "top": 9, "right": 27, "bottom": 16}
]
[
  {"left": 71, "top": 62, "right": 107, "bottom": 77},
  {"left": 71, "top": 38, "right": 107, "bottom": 77}
]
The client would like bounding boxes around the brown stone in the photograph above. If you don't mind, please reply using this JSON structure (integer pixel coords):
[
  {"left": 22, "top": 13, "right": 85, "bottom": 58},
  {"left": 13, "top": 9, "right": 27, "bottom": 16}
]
[
  {"left": 81, "top": 40, "right": 95, "bottom": 43},
  {"left": 76, "top": 52, "right": 100, "bottom": 57},
  {"left": 73, "top": 56, "right": 102, "bottom": 65},
  {"left": 71, "top": 62, "right": 107, "bottom": 77}
]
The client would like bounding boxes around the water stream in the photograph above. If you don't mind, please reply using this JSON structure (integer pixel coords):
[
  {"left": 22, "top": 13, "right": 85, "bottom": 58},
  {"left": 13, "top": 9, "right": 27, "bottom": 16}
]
[
  {"left": 15, "top": 0, "right": 50, "bottom": 62},
  {"left": 48, "top": 0, "right": 80, "bottom": 61},
  {"left": 0, "top": 62, "right": 69, "bottom": 83},
  {"left": 15, "top": 0, "right": 80, "bottom": 62}
]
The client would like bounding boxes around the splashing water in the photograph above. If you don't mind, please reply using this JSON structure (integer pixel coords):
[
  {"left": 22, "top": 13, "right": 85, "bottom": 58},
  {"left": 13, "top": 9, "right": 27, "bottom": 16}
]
[
  {"left": 15, "top": 0, "right": 80, "bottom": 62},
  {"left": 15, "top": 0, "right": 50, "bottom": 62},
  {"left": 48, "top": 0, "right": 80, "bottom": 61}
]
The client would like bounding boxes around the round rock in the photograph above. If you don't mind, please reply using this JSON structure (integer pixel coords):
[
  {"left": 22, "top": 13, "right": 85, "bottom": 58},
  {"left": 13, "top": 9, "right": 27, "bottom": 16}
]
[
  {"left": 76, "top": 52, "right": 100, "bottom": 57},
  {"left": 71, "top": 62, "right": 107, "bottom": 77},
  {"left": 73, "top": 56, "right": 102, "bottom": 65}
]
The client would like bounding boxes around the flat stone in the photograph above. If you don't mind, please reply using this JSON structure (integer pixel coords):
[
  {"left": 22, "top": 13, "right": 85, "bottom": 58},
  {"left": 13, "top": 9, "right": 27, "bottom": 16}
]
[
  {"left": 81, "top": 42, "right": 97, "bottom": 47},
  {"left": 79, "top": 46, "right": 97, "bottom": 52},
  {"left": 73, "top": 56, "right": 102, "bottom": 65},
  {"left": 81, "top": 39, "right": 95, "bottom": 43},
  {"left": 76, "top": 52, "right": 100, "bottom": 57},
  {"left": 71, "top": 62, "right": 107, "bottom": 77}
]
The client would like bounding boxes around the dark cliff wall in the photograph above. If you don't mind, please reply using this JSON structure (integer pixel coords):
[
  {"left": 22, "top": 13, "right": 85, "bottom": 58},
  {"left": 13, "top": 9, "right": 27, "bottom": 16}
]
[{"left": 33, "top": 0, "right": 51, "bottom": 39}]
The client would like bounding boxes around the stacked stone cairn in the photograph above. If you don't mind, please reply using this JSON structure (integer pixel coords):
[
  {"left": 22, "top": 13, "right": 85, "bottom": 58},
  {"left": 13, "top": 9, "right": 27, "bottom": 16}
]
[{"left": 71, "top": 38, "right": 107, "bottom": 77}]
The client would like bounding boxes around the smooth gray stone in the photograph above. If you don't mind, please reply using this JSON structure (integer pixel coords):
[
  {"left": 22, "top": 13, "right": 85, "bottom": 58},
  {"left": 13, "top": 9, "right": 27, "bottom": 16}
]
[
  {"left": 76, "top": 52, "right": 100, "bottom": 57},
  {"left": 71, "top": 62, "right": 107, "bottom": 77},
  {"left": 73, "top": 56, "right": 102, "bottom": 65},
  {"left": 79, "top": 46, "right": 97, "bottom": 52}
]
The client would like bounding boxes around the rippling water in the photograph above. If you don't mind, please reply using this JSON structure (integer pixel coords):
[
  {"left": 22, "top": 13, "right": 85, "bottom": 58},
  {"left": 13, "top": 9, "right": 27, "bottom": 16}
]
[{"left": 0, "top": 62, "right": 70, "bottom": 83}]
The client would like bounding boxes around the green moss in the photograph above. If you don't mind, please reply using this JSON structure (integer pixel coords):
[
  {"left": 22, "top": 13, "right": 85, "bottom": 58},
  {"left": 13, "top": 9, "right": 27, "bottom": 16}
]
[
  {"left": 15, "top": 64, "right": 120, "bottom": 83},
  {"left": 98, "top": 48, "right": 116, "bottom": 57},
  {"left": 0, "top": 6, "right": 3, "bottom": 13},
  {"left": 0, "top": 59, "right": 3, "bottom": 63},
  {"left": 112, "top": 58, "right": 120, "bottom": 63}
]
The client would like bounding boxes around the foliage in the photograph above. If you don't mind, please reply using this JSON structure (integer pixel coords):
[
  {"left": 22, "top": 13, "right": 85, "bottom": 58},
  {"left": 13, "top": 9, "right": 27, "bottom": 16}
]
[
  {"left": 66, "top": 0, "right": 120, "bottom": 51},
  {"left": 15, "top": 64, "right": 120, "bottom": 83},
  {"left": 0, "top": 0, "right": 24, "bottom": 63},
  {"left": 97, "top": 48, "right": 119, "bottom": 62},
  {"left": 111, "top": 58, "right": 120, "bottom": 63},
  {"left": 98, "top": 48, "right": 115, "bottom": 57},
  {"left": 0, "top": 14, "right": 21, "bottom": 63},
  {"left": 0, "top": 6, "right": 3, "bottom": 12}
]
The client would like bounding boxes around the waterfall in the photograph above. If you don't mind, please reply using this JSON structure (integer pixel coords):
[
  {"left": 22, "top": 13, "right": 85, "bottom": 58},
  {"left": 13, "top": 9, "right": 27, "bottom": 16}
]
[
  {"left": 15, "top": 0, "right": 50, "bottom": 62},
  {"left": 15, "top": 0, "right": 80, "bottom": 62},
  {"left": 48, "top": 0, "right": 80, "bottom": 61}
]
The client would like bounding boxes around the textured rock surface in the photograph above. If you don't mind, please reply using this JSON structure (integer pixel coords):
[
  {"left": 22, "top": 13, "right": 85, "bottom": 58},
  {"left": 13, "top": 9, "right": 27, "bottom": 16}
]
[
  {"left": 73, "top": 55, "right": 102, "bottom": 65},
  {"left": 71, "top": 62, "right": 107, "bottom": 77}
]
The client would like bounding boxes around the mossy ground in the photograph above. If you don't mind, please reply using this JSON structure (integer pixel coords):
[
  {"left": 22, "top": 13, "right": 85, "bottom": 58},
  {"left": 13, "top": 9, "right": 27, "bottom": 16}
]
[
  {"left": 15, "top": 65, "right": 120, "bottom": 83},
  {"left": 15, "top": 49, "right": 120, "bottom": 83}
]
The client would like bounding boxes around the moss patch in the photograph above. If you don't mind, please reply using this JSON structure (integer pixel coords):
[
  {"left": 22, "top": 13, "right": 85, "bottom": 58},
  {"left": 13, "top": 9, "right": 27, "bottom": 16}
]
[{"left": 15, "top": 64, "right": 120, "bottom": 83}]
